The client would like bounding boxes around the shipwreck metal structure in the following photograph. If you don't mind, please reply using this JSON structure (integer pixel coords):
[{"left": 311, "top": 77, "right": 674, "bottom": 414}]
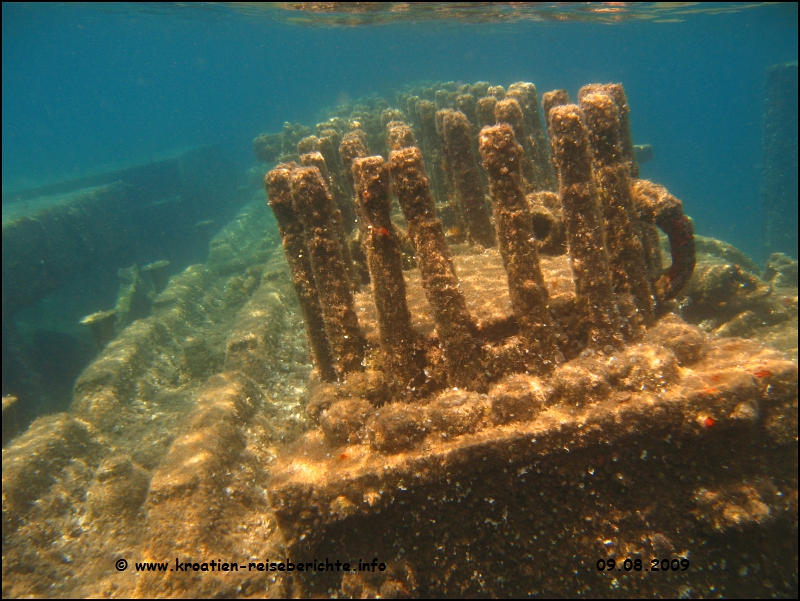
[{"left": 266, "top": 81, "right": 695, "bottom": 401}]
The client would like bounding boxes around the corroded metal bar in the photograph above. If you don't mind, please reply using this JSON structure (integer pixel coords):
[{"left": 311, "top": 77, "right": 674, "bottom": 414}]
[
  {"left": 632, "top": 180, "right": 696, "bottom": 302},
  {"left": 578, "top": 83, "right": 639, "bottom": 178},
  {"left": 495, "top": 98, "right": 539, "bottom": 193},
  {"left": 507, "top": 82, "right": 557, "bottom": 191},
  {"left": 299, "top": 151, "right": 358, "bottom": 292},
  {"left": 318, "top": 128, "right": 357, "bottom": 234},
  {"left": 542, "top": 89, "right": 570, "bottom": 178},
  {"left": 265, "top": 165, "right": 337, "bottom": 382},
  {"left": 291, "top": 166, "right": 365, "bottom": 375},
  {"left": 339, "top": 130, "right": 369, "bottom": 196},
  {"left": 338, "top": 129, "right": 372, "bottom": 285},
  {"left": 549, "top": 105, "right": 622, "bottom": 349},
  {"left": 388, "top": 146, "right": 486, "bottom": 391},
  {"left": 479, "top": 124, "right": 559, "bottom": 371},
  {"left": 441, "top": 111, "right": 496, "bottom": 247},
  {"left": 579, "top": 91, "right": 654, "bottom": 335},
  {"left": 415, "top": 100, "right": 449, "bottom": 203},
  {"left": 352, "top": 156, "right": 424, "bottom": 394},
  {"left": 476, "top": 96, "right": 498, "bottom": 129},
  {"left": 386, "top": 122, "right": 417, "bottom": 151},
  {"left": 542, "top": 89, "right": 570, "bottom": 138}
]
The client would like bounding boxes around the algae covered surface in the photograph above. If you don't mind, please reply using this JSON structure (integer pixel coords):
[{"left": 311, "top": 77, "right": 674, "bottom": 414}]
[{"left": 2, "top": 3, "right": 798, "bottom": 599}]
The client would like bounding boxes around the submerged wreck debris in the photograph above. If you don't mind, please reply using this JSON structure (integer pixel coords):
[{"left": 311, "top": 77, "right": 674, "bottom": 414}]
[
  {"left": 579, "top": 89, "right": 654, "bottom": 334},
  {"left": 266, "top": 164, "right": 338, "bottom": 382},
  {"left": 761, "top": 61, "right": 798, "bottom": 259},
  {"left": 3, "top": 81, "right": 796, "bottom": 600},
  {"left": 389, "top": 146, "right": 486, "bottom": 391},
  {"left": 507, "top": 81, "right": 557, "bottom": 191},
  {"left": 548, "top": 103, "right": 622, "bottom": 349},
  {"left": 290, "top": 166, "right": 365, "bottom": 375},
  {"left": 440, "top": 111, "right": 496, "bottom": 247},
  {"left": 79, "top": 309, "right": 118, "bottom": 348},
  {"left": 115, "top": 263, "right": 155, "bottom": 329},
  {"left": 298, "top": 150, "right": 358, "bottom": 291},
  {"left": 80, "top": 259, "right": 174, "bottom": 348},
  {"left": 275, "top": 85, "right": 659, "bottom": 390},
  {"left": 141, "top": 259, "right": 171, "bottom": 294},
  {"left": 632, "top": 178, "right": 696, "bottom": 301},
  {"left": 479, "top": 123, "right": 558, "bottom": 370},
  {"left": 578, "top": 83, "right": 639, "bottom": 178},
  {"left": 258, "top": 80, "right": 795, "bottom": 597},
  {"left": 494, "top": 97, "right": 541, "bottom": 193},
  {"left": 763, "top": 251, "right": 799, "bottom": 288},
  {"left": 352, "top": 155, "right": 425, "bottom": 395},
  {"left": 475, "top": 94, "right": 498, "bottom": 128},
  {"left": 2, "top": 395, "right": 20, "bottom": 445},
  {"left": 528, "top": 190, "right": 567, "bottom": 255}
]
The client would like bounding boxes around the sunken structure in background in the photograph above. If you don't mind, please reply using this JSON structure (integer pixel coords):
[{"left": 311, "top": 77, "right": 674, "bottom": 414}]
[
  {"left": 1, "top": 147, "right": 248, "bottom": 439},
  {"left": 761, "top": 61, "right": 798, "bottom": 261}
]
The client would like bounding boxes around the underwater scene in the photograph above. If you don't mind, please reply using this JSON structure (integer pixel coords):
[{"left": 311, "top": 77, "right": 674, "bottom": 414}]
[{"left": 2, "top": 2, "right": 798, "bottom": 598}]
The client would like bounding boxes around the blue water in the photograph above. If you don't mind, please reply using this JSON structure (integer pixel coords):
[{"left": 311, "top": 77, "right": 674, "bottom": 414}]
[{"left": 2, "top": 2, "right": 797, "bottom": 260}]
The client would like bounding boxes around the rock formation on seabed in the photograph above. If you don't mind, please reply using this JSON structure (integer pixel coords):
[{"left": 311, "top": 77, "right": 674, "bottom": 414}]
[{"left": 3, "top": 81, "right": 797, "bottom": 599}]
